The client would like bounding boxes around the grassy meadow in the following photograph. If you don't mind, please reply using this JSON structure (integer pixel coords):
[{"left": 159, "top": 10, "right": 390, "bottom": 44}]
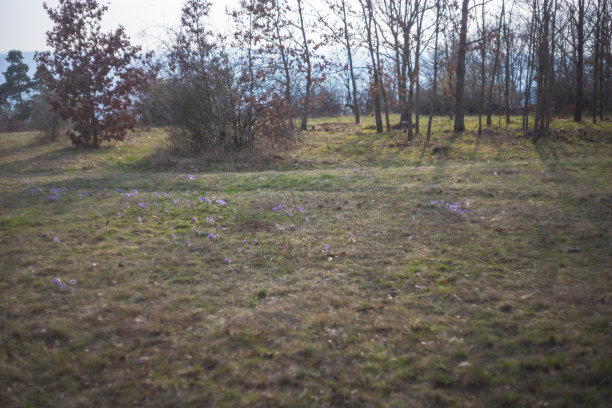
[{"left": 1, "top": 115, "right": 611, "bottom": 407}]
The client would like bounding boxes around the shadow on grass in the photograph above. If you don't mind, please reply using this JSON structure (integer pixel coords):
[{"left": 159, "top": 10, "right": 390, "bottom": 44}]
[
  {"left": 0, "top": 142, "right": 126, "bottom": 174},
  {"left": 534, "top": 139, "right": 574, "bottom": 182},
  {"left": 0, "top": 132, "right": 51, "bottom": 158}
]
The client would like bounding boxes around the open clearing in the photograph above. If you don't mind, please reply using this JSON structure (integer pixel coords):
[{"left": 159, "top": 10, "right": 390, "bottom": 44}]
[{"left": 1, "top": 116, "right": 611, "bottom": 407}]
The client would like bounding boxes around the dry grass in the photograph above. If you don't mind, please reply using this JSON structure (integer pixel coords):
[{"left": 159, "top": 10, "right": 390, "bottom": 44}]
[{"left": 0, "top": 116, "right": 611, "bottom": 407}]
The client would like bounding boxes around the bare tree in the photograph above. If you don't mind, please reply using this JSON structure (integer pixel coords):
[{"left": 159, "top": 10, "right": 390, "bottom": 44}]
[
  {"left": 533, "top": 0, "right": 555, "bottom": 141},
  {"left": 426, "top": 0, "right": 442, "bottom": 142},
  {"left": 318, "top": 0, "right": 361, "bottom": 124},
  {"left": 453, "top": 0, "right": 470, "bottom": 132},
  {"left": 573, "top": 0, "right": 586, "bottom": 122},
  {"left": 359, "top": 0, "right": 384, "bottom": 133}
]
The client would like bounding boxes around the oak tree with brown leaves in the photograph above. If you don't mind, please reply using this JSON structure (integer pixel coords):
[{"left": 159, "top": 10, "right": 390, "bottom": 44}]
[{"left": 35, "top": 0, "right": 155, "bottom": 148}]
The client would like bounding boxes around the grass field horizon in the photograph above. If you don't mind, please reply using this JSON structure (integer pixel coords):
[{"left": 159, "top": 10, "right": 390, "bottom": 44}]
[{"left": 1, "top": 115, "right": 611, "bottom": 407}]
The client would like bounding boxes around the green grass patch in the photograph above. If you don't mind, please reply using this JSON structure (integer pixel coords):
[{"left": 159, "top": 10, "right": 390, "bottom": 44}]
[{"left": 0, "top": 116, "right": 611, "bottom": 407}]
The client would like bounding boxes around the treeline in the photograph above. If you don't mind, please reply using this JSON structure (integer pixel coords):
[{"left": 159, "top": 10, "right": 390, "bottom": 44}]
[{"left": 0, "top": 0, "right": 610, "bottom": 148}]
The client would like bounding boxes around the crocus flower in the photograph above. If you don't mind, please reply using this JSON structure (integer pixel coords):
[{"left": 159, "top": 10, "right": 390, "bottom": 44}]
[
  {"left": 323, "top": 244, "right": 330, "bottom": 252},
  {"left": 53, "top": 236, "right": 59, "bottom": 243},
  {"left": 225, "top": 258, "right": 231, "bottom": 263}
]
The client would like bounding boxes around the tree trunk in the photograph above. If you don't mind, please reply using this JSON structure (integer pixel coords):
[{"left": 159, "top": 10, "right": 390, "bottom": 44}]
[
  {"left": 523, "top": 10, "right": 536, "bottom": 131},
  {"left": 275, "top": 1, "right": 293, "bottom": 130},
  {"left": 487, "top": 2, "right": 504, "bottom": 126},
  {"left": 478, "top": 0, "right": 486, "bottom": 136},
  {"left": 593, "top": 0, "right": 601, "bottom": 124},
  {"left": 573, "top": 0, "right": 585, "bottom": 122},
  {"left": 427, "top": 0, "right": 441, "bottom": 143},
  {"left": 504, "top": 9, "right": 511, "bottom": 125},
  {"left": 454, "top": 0, "right": 470, "bottom": 133},
  {"left": 341, "top": 0, "right": 360, "bottom": 124},
  {"left": 415, "top": 0, "right": 424, "bottom": 135},
  {"left": 360, "top": 0, "right": 383, "bottom": 133},
  {"left": 533, "top": 0, "right": 552, "bottom": 142},
  {"left": 297, "top": 0, "right": 312, "bottom": 131}
]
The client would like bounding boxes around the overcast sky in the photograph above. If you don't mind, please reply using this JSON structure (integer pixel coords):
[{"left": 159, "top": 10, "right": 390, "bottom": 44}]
[{"left": 0, "top": 0, "right": 238, "bottom": 53}]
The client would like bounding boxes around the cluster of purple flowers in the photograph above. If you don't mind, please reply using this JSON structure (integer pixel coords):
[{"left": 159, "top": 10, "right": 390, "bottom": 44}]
[
  {"left": 121, "top": 189, "right": 139, "bottom": 198},
  {"left": 273, "top": 204, "right": 283, "bottom": 213},
  {"left": 47, "top": 186, "right": 66, "bottom": 201},
  {"left": 52, "top": 277, "right": 77, "bottom": 291},
  {"left": 215, "top": 199, "right": 227, "bottom": 206},
  {"left": 431, "top": 198, "right": 470, "bottom": 214},
  {"left": 187, "top": 175, "right": 196, "bottom": 180}
]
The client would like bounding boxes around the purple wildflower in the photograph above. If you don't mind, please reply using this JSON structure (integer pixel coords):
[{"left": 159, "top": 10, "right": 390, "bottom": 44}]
[
  {"left": 69, "top": 279, "right": 77, "bottom": 285},
  {"left": 243, "top": 239, "right": 247, "bottom": 244},
  {"left": 323, "top": 244, "right": 330, "bottom": 252},
  {"left": 224, "top": 258, "right": 231, "bottom": 263},
  {"left": 187, "top": 174, "right": 195, "bottom": 180},
  {"left": 186, "top": 240, "right": 191, "bottom": 245},
  {"left": 253, "top": 238, "right": 258, "bottom": 244},
  {"left": 192, "top": 217, "right": 198, "bottom": 223},
  {"left": 53, "top": 236, "right": 59, "bottom": 243},
  {"left": 53, "top": 278, "right": 61, "bottom": 286},
  {"left": 216, "top": 199, "right": 227, "bottom": 206},
  {"left": 137, "top": 217, "right": 142, "bottom": 223}
]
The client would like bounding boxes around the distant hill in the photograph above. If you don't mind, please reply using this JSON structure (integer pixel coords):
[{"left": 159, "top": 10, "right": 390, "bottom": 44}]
[{"left": 0, "top": 51, "right": 38, "bottom": 84}]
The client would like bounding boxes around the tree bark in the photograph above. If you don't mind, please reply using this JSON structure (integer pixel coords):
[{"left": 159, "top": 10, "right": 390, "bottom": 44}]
[
  {"left": 360, "top": 0, "right": 383, "bottom": 133},
  {"left": 453, "top": 0, "right": 470, "bottom": 133},
  {"left": 297, "top": 0, "right": 312, "bottom": 131},
  {"left": 573, "top": 0, "right": 585, "bottom": 122},
  {"left": 504, "top": 8, "right": 511, "bottom": 125},
  {"left": 341, "top": 0, "right": 360, "bottom": 124},
  {"left": 427, "top": 0, "right": 441, "bottom": 142}
]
